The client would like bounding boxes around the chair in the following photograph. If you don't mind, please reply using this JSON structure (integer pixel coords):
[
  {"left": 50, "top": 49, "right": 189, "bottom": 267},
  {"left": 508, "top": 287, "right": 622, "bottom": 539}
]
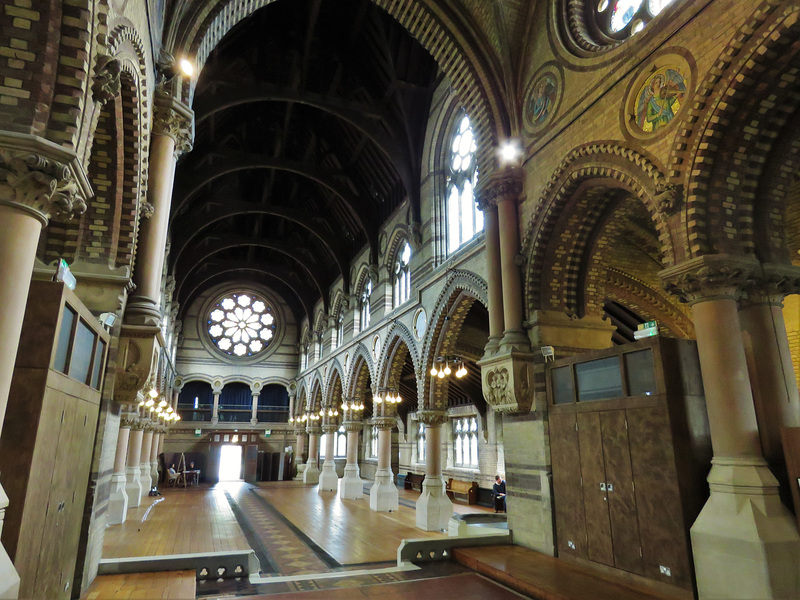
[{"left": 167, "top": 469, "right": 179, "bottom": 487}]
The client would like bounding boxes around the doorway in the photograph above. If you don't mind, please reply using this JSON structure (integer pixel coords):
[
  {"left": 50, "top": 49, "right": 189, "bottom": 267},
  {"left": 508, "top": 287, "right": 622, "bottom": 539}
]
[{"left": 219, "top": 444, "right": 243, "bottom": 481}]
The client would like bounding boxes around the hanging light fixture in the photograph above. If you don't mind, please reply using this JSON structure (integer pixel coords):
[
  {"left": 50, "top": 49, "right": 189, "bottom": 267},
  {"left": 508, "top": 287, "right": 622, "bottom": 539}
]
[{"left": 430, "top": 356, "right": 468, "bottom": 379}]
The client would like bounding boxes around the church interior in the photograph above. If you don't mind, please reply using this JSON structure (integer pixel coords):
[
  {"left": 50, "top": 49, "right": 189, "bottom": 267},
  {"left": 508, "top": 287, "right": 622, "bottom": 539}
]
[{"left": 1, "top": 0, "right": 800, "bottom": 598}]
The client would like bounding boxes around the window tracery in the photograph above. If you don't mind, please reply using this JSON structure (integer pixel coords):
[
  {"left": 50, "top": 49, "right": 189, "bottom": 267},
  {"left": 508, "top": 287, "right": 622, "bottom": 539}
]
[
  {"left": 207, "top": 292, "right": 276, "bottom": 358},
  {"left": 446, "top": 115, "right": 483, "bottom": 254},
  {"left": 453, "top": 416, "right": 478, "bottom": 468},
  {"left": 594, "top": 0, "right": 677, "bottom": 40},
  {"left": 393, "top": 241, "right": 411, "bottom": 308}
]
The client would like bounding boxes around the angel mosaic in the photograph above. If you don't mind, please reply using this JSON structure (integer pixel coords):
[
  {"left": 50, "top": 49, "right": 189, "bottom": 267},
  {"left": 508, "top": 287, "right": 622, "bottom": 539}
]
[
  {"left": 527, "top": 73, "right": 558, "bottom": 128},
  {"left": 636, "top": 67, "right": 687, "bottom": 133}
]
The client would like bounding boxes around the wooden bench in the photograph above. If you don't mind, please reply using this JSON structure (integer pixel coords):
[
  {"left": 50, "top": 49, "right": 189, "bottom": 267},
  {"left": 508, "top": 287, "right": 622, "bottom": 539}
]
[
  {"left": 446, "top": 478, "right": 478, "bottom": 505},
  {"left": 404, "top": 472, "right": 425, "bottom": 492}
]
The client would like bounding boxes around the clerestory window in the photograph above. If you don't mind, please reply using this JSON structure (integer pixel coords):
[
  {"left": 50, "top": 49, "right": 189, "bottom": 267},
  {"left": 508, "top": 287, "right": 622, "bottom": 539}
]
[
  {"left": 447, "top": 115, "right": 483, "bottom": 254},
  {"left": 393, "top": 241, "right": 412, "bottom": 308}
]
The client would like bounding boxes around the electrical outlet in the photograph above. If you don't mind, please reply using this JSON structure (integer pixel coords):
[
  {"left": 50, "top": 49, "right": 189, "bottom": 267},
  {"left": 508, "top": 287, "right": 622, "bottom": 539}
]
[
  {"left": 567, "top": 541, "right": 576, "bottom": 550},
  {"left": 659, "top": 566, "right": 672, "bottom": 577}
]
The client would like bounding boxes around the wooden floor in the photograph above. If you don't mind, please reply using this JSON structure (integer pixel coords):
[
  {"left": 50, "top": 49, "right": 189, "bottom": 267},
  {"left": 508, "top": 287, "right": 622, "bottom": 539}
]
[
  {"left": 103, "top": 486, "right": 250, "bottom": 558},
  {"left": 454, "top": 545, "right": 682, "bottom": 600},
  {"left": 80, "top": 571, "right": 195, "bottom": 600}
]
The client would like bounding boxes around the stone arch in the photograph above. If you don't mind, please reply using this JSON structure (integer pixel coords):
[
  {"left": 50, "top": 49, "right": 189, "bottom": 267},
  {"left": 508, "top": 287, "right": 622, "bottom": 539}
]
[
  {"left": 522, "top": 143, "right": 681, "bottom": 317},
  {"left": 666, "top": 4, "right": 800, "bottom": 260},
  {"left": 377, "top": 322, "right": 420, "bottom": 387},
  {"left": 326, "top": 368, "right": 345, "bottom": 409},
  {"left": 166, "top": 0, "right": 506, "bottom": 182},
  {"left": 347, "top": 343, "right": 375, "bottom": 398},
  {"left": 294, "top": 382, "right": 308, "bottom": 417},
  {"left": 420, "top": 271, "right": 488, "bottom": 410},
  {"left": 308, "top": 374, "right": 324, "bottom": 412},
  {"left": 325, "top": 360, "right": 346, "bottom": 404}
]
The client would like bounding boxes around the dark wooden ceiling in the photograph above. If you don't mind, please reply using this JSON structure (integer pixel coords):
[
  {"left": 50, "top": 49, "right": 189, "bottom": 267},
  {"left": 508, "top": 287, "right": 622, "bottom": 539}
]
[{"left": 170, "top": 0, "right": 440, "bottom": 322}]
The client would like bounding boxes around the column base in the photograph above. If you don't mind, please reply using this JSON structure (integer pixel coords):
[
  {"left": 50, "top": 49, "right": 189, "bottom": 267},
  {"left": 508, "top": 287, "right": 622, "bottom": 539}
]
[
  {"left": 499, "top": 329, "right": 531, "bottom": 352},
  {"left": 482, "top": 334, "right": 502, "bottom": 359},
  {"left": 303, "top": 463, "right": 320, "bottom": 485},
  {"left": 107, "top": 472, "right": 129, "bottom": 525},
  {"left": 211, "top": 417, "right": 219, "bottom": 425},
  {"left": 691, "top": 458, "right": 800, "bottom": 600},
  {"left": 318, "top": 461, "right": 339, "bottom": 491},
  {"left": 125, "top": 466, "right": 143, "bottom": 508},
  {"left": 415, "top": 476, "right": 452, "bottom": 531},
  {"left": 139, "top": 464, "right": 153, "bottom": 494},
  {"left": 250, "top": 418, "right": 258, "bottom": 425},
  {"left": 339, "top": 464, "right": 364, "bottom": 499},
  {"left": 294, "top": 463, "right": 306, "bottom": 481},
  {"left": 0, "top": 483, "right": 21, "bottom": 599},
  {"left": 369, "top": 468, "right": 398, "bottom": 512},
  {"left": 150, "top": 461, "right": 159, "bottom": 488}
]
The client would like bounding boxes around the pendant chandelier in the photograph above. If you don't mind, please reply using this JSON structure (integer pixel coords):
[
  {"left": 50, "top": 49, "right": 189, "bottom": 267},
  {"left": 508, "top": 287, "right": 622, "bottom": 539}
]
[{"left": 430, "top": 356, "right": 467, "bottom": 379}]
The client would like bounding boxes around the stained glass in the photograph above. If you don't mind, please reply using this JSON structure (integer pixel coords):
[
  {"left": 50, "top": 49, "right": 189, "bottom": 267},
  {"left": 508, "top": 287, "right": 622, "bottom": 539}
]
[
  {"left": 207, "top": 291, "right": 276, "bottom": 357},
  {"left": 610, "top": 0, "right": 643, "bottom": 32},
  {"left": 648, "top": 0, "right": 675, "bottom": 15}
]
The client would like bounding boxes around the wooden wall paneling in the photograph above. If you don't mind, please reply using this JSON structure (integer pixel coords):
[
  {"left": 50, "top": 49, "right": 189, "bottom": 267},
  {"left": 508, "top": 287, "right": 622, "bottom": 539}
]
[
  {"left": 549, "top": 411, "right": 588, "bottom": 560},
  {"left": 627, "top": 405, "right": 694, "bottom": 591},
  {"left": 244, "top": 445, "right": 258, "bottom": 483},
  {"left": 577, "top": 412, "right": 613, "bottom": 566},
  {"left": 208, "top": 444, "right": 221, "bottom": 483}
]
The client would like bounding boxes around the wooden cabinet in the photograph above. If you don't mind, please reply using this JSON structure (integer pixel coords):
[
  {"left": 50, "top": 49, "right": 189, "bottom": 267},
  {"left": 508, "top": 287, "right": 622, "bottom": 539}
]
[
  {"left": 0, "top": 282, "right": 108, "bottom": 600},
  {"left": 547, "top": 337, "right": 711, "bottom": 598}
]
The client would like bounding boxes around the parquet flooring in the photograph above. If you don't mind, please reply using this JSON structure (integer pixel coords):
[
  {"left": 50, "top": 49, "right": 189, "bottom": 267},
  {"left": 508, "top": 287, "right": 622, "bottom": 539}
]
[
  {"left": 80, "top": 570, "right": 195, "bottom": 600},
  {"left": 103, "top": 486, "right": 250, "bottom": 558}
]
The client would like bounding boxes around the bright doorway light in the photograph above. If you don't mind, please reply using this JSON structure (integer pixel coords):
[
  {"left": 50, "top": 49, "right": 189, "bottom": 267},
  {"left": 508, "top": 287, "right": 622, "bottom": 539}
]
[{"left": 219, "top": 444, "right": 242, "bottom": 481}]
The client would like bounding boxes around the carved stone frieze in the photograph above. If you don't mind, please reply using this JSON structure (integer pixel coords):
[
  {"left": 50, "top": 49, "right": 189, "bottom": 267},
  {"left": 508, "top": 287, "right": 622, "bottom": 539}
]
[
  {"left": 741, "top": 263, "right": 800, "bottom": 306},
  {"left": 478, "top": 351, "right": 536, "bottom": 414},
  {"left": 114, "top": 325, "right": 163, "bottom": 406},
  {"left": 343, "top": 420, "right": 363, "bottom": 433},
  {"left": 660, "top": 255, "right": 760, "bottom": 305},
  {"left": 152, "top": 91, "right": 194, "bottom": 158},
  {"left": 373, "top": 416, "right": 396, "bottom": 431},
  {"left": 475, "top": 166, "right": 524, "bottom": 208},
  {"left": 91, "top": 53, "right": 122, "bottom": 104},
  {"left": 417, "top": 410, "right": 447, "bottom": 427},
  {"left": 0, "top": 147, "right": 87, "bottom": 224}
]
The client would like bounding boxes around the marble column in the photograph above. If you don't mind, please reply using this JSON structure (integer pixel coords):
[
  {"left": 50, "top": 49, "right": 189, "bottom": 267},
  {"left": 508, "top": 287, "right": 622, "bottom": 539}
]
[
  {"left": 250, "top": 391, "right": 260, "bottom": 425},
  {"left": 319, "top": 423, "right": 339, "bottom": 492},
  {"left": 150, "top": 431, "right": 161, "bottom": 487},
  {"left": 293, "top": 428, "right": 307, "bottom": 480},
  {"left": 125, "top": 425, "right": 144, "bottom": 508},
  {"left": 125, "top": 92, "right": 192, "bottom": 325},
  {"left": 303, "top": 425, "right": 321, "bottom": 484},
  {"left": 661, "top": 256, "right": 800, "bottom": 600},
  {"left": 107, "top": 422, "right": 131, "bottom": 524},
  {"left": 139, "top": 429, "right": 154, "bottom": 493},
  {"left": 0, "top": 139, "right": 89, "bottom": 598},
  {"left": 340, "top": 420, "right": 365, "bottom": 499},
  {"left": 211, "top": 392, "right": 220, "bottom": 425},
  {"left": 415, "top": 411, "right": 452, "bottom": 531},
  {"left": 480, "top": 201, "right": 504, "bottom": 357},
  {"left": 369, "top": 417, "right": 398, "bottom": 512}
]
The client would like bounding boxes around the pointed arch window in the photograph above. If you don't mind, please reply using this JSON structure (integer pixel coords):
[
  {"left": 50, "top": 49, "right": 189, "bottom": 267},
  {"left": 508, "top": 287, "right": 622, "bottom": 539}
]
[
  {"left": 301, "top": 343, "right": 308, "bottom": 370},
  {"left": 453, "top": 416, "right": 479, "bottom": 468},
  {"left": 336, "top": 313, "right": 345, "bottom": 349},
  {"left": 447, "top": 115, "right": 483, "bottom": 254},
  {"left": 393, "top": 241, "right": 412, "bottom": 308},
  {"left": 370, "top": 424, "right": 379, "bottom": 458},
  {"left": 360, "top": 278, "right": 372, "bottom": 333}
]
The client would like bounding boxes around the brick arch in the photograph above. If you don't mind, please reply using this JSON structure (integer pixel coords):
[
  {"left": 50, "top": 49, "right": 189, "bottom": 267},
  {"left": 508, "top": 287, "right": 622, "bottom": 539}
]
[
  {"left": 294, "top": 384, "right": 308, "bottom": 417},
  {"left": 308, "top": 374, "right": 324, "bottom": 412},
  {"left": 167, "top": 0, "right": 506, "bottom": 181},
  {"left": 523, "top": 143, "right": 680, "bottom": 316},
  {"left": 324, "top": 360, "right": 346, "bottom": 406},
  {"left": 347, "top": 343, "right": 375, "bottom": 398},
  {"left": 377, "top": 322, "right": 419, "bottom": 388},
  {"left": 384, "top": 226, "right": 412, "bottom": 269},
  {"left": 666, "top": 3, "right": 800, "bottom": 258}
]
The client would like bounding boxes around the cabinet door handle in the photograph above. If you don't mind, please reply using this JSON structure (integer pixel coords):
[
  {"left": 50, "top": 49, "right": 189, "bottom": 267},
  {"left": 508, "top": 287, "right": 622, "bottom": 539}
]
[{"left": 607, "top": 483, "right": 614, "bottom": 493}]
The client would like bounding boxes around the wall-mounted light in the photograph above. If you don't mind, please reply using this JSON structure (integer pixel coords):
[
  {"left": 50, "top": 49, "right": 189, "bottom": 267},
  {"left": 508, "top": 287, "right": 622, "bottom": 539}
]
[{"left": 497, "top": 138, "right": 522, "bottom": 168}]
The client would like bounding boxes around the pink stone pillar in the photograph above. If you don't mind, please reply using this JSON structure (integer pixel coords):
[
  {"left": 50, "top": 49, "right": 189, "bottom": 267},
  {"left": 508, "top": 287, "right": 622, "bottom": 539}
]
[{"left": 481, "top": 203, "right": 504, "bottom": 355}]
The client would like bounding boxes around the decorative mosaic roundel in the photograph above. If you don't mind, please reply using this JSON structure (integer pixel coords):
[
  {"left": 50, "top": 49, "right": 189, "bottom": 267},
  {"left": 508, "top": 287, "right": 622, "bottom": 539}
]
[
  {"left": 523, "top": 67, "right": 562, "bottom": 135},
  {"left": 634, "top": 66, "right": 687, "bottom": 133},
  {"left": 207, "top": 292, "right": 276, "bottom": 357}
]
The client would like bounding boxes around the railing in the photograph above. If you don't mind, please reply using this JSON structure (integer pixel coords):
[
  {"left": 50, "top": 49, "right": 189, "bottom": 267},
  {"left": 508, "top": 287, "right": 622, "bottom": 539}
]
[
  {"left": 396, "top": 530, "right": 512, "bottom": 565},
  {"left": 98, "top": 550, "right": 260, "bottom": 580}
]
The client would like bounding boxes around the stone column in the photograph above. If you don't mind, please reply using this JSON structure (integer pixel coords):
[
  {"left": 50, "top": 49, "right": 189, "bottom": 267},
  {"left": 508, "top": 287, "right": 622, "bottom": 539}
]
[
  {"left": 293, "top": 427, "right": 307, "bottom": 480},
  {"left": 303, "top": 425, "right": 321, "bottom": 484},
  {"left": 125, "top": 92, "right": 192, "bottom": 325},
  {"left": 340, "top": 419, "right": 365, "bottom": 499},
  {"left": 369, "top": 417, "right": 398, "bottom": 512},
  {"left": 415, "top": 411, "right": 452, "bottom": 531},
  {"left": 250, "top": 391, "right": 260, "bottom": 425},
  {"left": 480, "top": 200, "right": 504, "bottom": 357},
  {"left": 211, "top": 392, "right": 221, "bottom": 424},
  {"left": 319, "top": 422, "right": 339, "bottom": 492},
  {"left": 125, "top": 425, "right": 144, "bottom": 508},
  {"left": 150, "top": 430, "right": 161, "bottom": 487},
  {"left": 107, "top": 421, "right": 131, "bottom": 525},
  {"left": 139, "top": 429, "right": 154, "bottom": 493},
  {"left": 0, "top": 139, "right": 89, "bottom": 598},
  {"left": 739, "top": 267, "right": 800, "bottom": 467},
  {"left": 661, "top": 255, "right": 800, "bottom": 600}
]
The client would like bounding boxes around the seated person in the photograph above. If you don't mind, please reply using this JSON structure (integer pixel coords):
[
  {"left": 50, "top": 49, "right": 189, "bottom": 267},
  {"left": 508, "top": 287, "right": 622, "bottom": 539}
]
[
  {"left": 492, "top": 475, "right": 506, "bottom": 513},
  {"left": 167, "top": 464, "right": 178, "bottom": 486}
]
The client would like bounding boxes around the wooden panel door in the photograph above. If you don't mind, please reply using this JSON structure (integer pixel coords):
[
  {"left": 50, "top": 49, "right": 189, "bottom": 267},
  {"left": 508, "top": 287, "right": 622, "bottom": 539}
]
[
  {"left": 550, "top": 412, "right": 588, "bottom": 559},
  {"left": 208, "top": 445, "right": 222, "bottom": 484},
  {"left": 577, "top": 412, "right": 613, "bottom": 566},
  {"left": 599, "top": 410, "right": 644, "bottom": 575},
  {"left": 244, "top": 445, "right": 258, "bottom": 483}
]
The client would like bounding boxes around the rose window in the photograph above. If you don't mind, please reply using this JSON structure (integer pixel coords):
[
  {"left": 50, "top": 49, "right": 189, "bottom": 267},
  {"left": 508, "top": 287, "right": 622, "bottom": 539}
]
[
  {"left": 207, "top": 292, "right": 276, "bottom": 357},
  {"left": 594, "top": 0, "right": 677, "bottom": 39}
]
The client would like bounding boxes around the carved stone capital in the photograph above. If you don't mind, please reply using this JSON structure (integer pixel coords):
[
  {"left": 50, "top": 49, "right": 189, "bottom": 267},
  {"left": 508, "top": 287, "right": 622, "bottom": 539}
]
[
  {"left": 0, "top": 134, "right": 90, "bottom": 224},
  {"left": 654, "top": 183, "right": 682, "bottom": 215},
  {"left": 373, "top": 416, "right": 395, "bottom": 431},
  {"left": 306, "top": 424, "right": 322, "bottom": 436},
  {"left": 322, "top": 423, "right": 338, "bottom": 435},
  {"left": 91, "top": 53, "right": 121, "bottom": 105},
  {"left": 741, "top": 263, "right": 800, "bottom": 307},
  {"left": 475, "top": 166, "right": 524, "bottom": 209},
  {"left": 343, "top": 420, "right": 363, "bottom": 433},
  {"left": 294, "top": 425, "right": 307, "bottom": 436},
  {"left": 152, "top": 92, "right": 194, "bottom": 158},
  {"left": 114, "top": 325, "right": 163, "bottom": 406},
  {"left": 660, "top": 255, "right": 760, "bottom": 305},
  {"left": 417, "top": 410, "right": 447, "bottom": 427},
  {"left": 478, "top": 350, "right": 536, "bottom": 414}
]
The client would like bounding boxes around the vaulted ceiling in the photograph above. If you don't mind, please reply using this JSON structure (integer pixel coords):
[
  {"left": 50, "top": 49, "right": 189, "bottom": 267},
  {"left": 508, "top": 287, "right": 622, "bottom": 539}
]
[{"left": 170, "top": 0, "right": 440, "bottom": 322}]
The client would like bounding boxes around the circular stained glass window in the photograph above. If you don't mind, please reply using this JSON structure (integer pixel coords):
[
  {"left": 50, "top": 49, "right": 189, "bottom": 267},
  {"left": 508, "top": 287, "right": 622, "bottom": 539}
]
[
  {"left": 207, "top": 292, "right": 276, "bottom": 357},
  {"left": 594, "top": 0, "right": 677, "bottom": 40}
]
